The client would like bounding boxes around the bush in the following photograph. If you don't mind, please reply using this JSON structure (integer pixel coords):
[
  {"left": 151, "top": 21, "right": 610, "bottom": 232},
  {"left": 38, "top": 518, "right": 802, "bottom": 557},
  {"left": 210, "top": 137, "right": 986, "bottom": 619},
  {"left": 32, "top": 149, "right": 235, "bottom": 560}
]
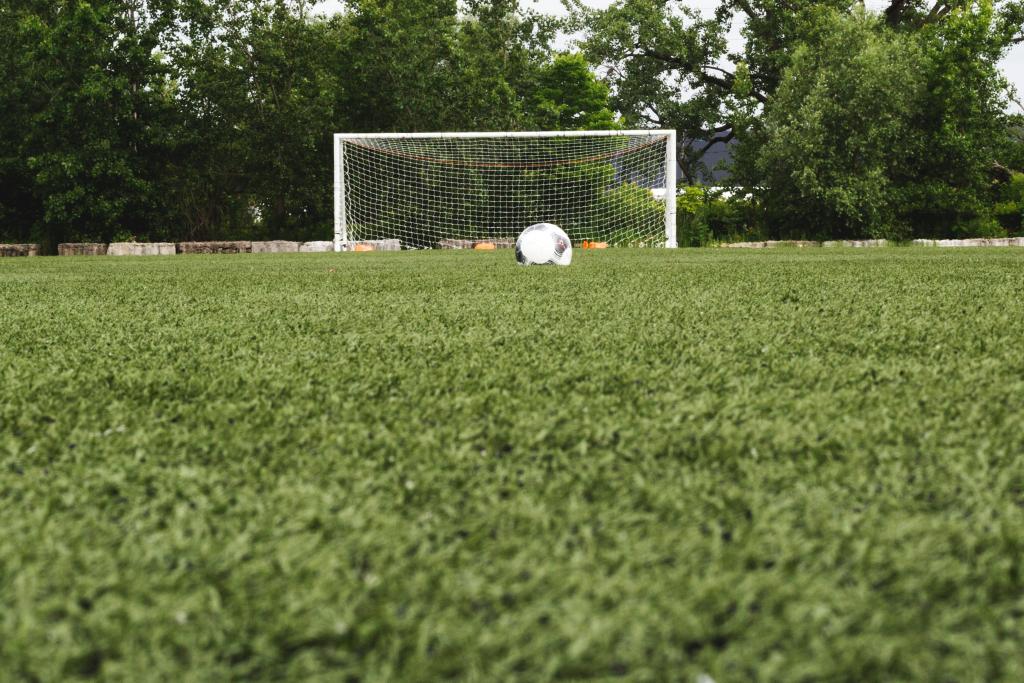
[
  {"left": 993, "top": 172, "right": 1024, "bottom": 234},
  {"left": 675, "top": 186, "right": 711, "bottom": 247},
  {"left": 755, "top": 9, "right": 1007, "bottom": 241},
  {"left": 675, "top": 187, "right": 763, "bottom": 246}
]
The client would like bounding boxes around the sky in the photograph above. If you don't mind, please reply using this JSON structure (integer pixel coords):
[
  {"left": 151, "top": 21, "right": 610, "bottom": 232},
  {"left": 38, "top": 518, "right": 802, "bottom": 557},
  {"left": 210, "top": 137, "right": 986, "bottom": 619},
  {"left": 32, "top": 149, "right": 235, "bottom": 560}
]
[{"left": 318, "top": 0, "right": 1024, "bottom": 113}]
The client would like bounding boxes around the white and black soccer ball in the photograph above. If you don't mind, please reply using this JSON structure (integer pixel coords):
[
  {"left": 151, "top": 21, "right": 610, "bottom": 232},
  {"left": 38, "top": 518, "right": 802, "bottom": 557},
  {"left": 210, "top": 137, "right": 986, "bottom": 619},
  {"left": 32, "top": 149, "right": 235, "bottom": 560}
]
[{"left": 515, "top": 223, "right": 572, "bottom": 266}]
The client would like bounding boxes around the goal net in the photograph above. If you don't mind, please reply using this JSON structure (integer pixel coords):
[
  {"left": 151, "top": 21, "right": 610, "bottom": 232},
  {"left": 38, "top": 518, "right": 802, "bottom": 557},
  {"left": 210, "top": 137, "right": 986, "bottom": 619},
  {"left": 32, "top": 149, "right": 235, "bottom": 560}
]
[{"left": 333, "top": 130, "right": 677, "bottom": 251}]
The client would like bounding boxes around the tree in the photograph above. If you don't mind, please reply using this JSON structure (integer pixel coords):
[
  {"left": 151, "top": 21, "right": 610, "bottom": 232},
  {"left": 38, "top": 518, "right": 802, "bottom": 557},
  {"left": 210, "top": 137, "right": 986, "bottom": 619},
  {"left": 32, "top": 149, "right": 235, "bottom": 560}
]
[
  {"left": 575, "top": 0, "right": 1024, "bottom": 190},
  {"left": 449, "top": 0, "right": 560, "bottom": 130},
  {"left": 0, "top": 0, "right": 618, "bottom": 245},
  {"left": 756, "top": 5, "right": 1014, "bottom": 239},
  {"left": 340, "top": 0, "right": 561, "bottom": 132},
  {"left": 338, "top": 0, "right": 462, "bottom": 132},
  {"left": 0, "top": 0, "right": 180, "bottom": 250},
  {"left": 532, "top": 53, "right": 619, "bottom": 130},
  {"left": 170, "top": 0, "right": 345, "bottom": 239},
  {"left": 755, "top": 10, "right": 927, "bottom": 239}
]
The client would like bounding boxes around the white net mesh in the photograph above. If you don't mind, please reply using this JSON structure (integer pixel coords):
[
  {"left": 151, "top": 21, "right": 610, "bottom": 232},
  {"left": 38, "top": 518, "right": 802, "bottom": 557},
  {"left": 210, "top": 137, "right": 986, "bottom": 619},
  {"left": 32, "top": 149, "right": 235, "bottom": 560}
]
[{"left": 336, "top": 132, "right": 673, "bottom": 250}]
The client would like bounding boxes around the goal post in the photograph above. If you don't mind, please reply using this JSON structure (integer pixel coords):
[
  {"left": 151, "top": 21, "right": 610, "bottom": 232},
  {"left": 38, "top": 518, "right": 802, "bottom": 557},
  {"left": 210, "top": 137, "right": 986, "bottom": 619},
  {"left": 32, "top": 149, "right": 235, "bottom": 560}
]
[{"left": 333, "top": 130, "right": 678, "bottom": 251}]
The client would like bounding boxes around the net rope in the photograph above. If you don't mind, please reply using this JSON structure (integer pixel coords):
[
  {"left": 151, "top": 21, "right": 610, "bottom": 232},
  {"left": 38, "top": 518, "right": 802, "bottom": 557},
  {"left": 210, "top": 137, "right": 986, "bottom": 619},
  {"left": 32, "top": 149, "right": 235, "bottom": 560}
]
[{"left": 338, "top": 134, "right": 670, "bottom": 249}]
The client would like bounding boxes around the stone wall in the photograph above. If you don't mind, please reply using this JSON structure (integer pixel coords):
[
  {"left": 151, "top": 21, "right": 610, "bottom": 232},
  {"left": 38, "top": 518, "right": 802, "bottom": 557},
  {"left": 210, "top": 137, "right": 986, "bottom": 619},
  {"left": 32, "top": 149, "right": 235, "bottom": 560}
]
[
  {"left": 438, "top": 239, "right": 476, "bottom": 249},
  {"left": 350, "top": 239, "right": 401, "bottom": 252},
  {"left": 251, "top": 241, "right": 300, "bottom": 253},
  {"left": 299, "top": 241, "right": 334, "bottom": 252},
  {"left": 108, "top": 242, "right": 176, "bottom": 256},
  {"left": 58, "top": 243, "right": 108, "bottom": 256},
  {"left": 914, "top": 238, "right": 1024, "bottom": 247},
  {"left": 822, "top": 240, "right": 889, "bottom": 248},
  {"left": 0, "top": 244, "right": 40, "bottom": 257},
  {"left": 12, "top": 236, "right": 1024, "bottom": 256},
  {"left": 438, "top": 238, "right": 512, "bottom": 249},
  {"left": 176, "top": 241, "right": 252, "bottom": 254}
]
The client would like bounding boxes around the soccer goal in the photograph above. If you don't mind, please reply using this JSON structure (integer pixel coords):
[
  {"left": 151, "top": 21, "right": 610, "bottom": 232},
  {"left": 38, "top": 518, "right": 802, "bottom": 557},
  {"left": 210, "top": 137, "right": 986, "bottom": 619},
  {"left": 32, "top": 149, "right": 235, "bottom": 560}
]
[{"left": 333, "top": 130, "right": 677, "bottom": 251}]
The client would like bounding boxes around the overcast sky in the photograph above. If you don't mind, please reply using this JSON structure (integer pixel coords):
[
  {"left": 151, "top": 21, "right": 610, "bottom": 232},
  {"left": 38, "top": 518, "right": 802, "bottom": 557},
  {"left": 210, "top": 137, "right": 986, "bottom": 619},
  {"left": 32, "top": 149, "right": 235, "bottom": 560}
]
[{"left": 318, "top": 0, "right": 1024, "bottom": 112}]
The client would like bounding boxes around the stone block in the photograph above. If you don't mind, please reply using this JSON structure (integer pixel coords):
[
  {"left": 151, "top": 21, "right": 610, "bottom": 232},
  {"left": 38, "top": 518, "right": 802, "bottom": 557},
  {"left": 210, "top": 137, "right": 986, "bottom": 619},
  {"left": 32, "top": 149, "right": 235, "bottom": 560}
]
[
  {"left": 822, "top": 239, "right": 888, "bottom": 247},
  {"left": 765, "top": 240, "right": 821, "bottom": 248},
  {"left": 438, "top": 239, "right": 476, "bottom": 249},
  {"left": 439, "top": 238, "right": 516, "bottom": 250},
  {"left": 721, "top": 241, "right": 767, "bottom": 248},
  {"left": 350, "top": 239, "right": 401, "bottom": 252},
  {"left": 912, "top": 239, "right": 937, "bottom": 247},
  {"left": 106, "top": 242, "right": 176, "bottom": 256},
  {"left": 58, "top": 243, "right": 108, "bottom": 256},
  {"left": 251, "top": 241, "right": 300, "bottom": 253},
  {"left": 0, "top": 243, "right": 40, "bottom": 257},
  {"left": 299, "top": 241, "right": 334, "bottom": 252},
  {"left": 176, "top": 241, "right": 252, "bottom": 254}
]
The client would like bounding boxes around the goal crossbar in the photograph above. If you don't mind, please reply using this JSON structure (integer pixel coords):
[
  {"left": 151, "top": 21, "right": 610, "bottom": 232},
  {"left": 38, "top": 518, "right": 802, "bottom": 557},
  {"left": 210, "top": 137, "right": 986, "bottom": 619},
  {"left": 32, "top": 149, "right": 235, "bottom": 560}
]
[{"left": 333, "top": 130, "right": 677, "bottom": 251}]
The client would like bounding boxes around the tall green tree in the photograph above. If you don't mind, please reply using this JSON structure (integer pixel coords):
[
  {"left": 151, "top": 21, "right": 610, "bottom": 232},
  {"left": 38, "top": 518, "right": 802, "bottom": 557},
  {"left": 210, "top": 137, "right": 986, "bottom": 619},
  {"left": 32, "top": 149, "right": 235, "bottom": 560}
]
[
  {"left": 756, "top": 5, "right": 1014, "bottom": 239},
  {"left": 532, "top": 53, "right": 619, "bottom": 130},
  {"left": 575, "top": 0, "right": 1024, "bottom": 190},
  {"left": 340, "top": 0, "right": 561, "bottom": 132},
  {"left": 339, "top": 0, "right": 462, "bottom": 132},
  {"left": 0, "top": 0, "right": 619, "bottom": 245},
  {"left": 0, "top": 0, "right": 179, "bottom": 250},
  {"left": 755, "top": 10, "right": 928, "bottom": 239},
  {"left": 170, "top": 0, "right": 345, "bottom": 239}
]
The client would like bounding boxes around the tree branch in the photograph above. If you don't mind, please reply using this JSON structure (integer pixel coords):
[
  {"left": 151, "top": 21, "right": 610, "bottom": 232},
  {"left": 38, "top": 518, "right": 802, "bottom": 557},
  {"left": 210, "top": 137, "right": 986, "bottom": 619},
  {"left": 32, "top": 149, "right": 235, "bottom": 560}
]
[
  {"left": 637, "top": 46, "right": 767, "bottom": 103},
  {"left": 884, "top": 0, "right": 909, "bottom": 26},
  {"left": 639, "top": 111, "right": 663, "bottom": 126},
  {"left": 1008, "top": 90, "right": 1024, "bottom": 114},
  {"left": 924, "top": 1, "right": 951, "bottom": 24},
  {"left": 729, "top": 0, "right": 760, "bottom": 21},
  {"left": 696, "top": 130, "right": 735, "bottom": 158}
]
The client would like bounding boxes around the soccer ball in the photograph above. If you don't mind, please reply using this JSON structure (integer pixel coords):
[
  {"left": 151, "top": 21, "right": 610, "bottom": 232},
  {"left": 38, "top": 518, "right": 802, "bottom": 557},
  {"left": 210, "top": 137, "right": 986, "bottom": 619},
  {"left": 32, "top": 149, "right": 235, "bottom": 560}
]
[{"left": 515, "top": 223, "right": 572, "bottom": 266}]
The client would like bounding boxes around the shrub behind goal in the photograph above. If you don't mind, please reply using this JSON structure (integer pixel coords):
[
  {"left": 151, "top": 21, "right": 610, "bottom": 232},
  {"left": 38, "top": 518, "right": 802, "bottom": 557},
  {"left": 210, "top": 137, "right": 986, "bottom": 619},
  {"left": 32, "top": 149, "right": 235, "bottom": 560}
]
[{"left": 333, "top": 130, "right": 677, "bottom": 251}]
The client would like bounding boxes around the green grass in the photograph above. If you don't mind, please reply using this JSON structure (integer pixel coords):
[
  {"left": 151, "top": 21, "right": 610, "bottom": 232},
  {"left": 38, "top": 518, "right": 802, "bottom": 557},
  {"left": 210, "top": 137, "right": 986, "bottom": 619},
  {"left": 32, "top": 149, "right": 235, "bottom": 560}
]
[{"left": 2, "top": 248, "right": 1024, "bottom": 681}]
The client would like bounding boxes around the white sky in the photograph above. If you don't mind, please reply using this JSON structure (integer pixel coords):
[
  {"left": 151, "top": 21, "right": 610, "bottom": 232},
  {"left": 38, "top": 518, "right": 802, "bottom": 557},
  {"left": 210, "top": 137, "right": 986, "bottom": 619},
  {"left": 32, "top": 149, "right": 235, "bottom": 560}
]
[{"left": 317, "top": 0, "right": 1024, "bottom": 112}]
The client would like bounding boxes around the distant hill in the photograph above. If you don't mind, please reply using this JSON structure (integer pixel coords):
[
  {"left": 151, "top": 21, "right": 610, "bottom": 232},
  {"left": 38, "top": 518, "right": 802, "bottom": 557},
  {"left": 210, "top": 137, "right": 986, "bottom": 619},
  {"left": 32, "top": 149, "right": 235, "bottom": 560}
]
[{"left": 684, "top": 137, "right": 736, "bottom": 185}]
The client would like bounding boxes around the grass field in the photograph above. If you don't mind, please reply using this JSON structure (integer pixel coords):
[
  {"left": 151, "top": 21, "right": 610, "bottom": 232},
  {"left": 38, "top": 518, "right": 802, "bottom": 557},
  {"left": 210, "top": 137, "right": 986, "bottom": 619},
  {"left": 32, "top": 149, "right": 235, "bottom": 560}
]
[{"left": 2, "top": 248, "right": 1024, "bottom": 681}]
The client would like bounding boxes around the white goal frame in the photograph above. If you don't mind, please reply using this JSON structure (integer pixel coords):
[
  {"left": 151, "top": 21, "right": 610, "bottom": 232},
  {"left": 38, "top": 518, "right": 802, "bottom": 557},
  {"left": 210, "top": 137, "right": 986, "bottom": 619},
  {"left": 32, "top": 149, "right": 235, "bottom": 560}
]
[{"left": 333, "top": 129, "right": 678, "bottom": 251}]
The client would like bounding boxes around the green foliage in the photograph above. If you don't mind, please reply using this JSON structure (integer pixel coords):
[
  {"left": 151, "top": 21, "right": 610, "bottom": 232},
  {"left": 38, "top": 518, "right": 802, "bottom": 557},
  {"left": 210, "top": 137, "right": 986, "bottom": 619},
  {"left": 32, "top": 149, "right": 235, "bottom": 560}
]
[
  {"left": 993, "top": 171, "right": 1024, "bottom": 233},
  {"left": 341, "top": 0, "right": 461, "bottom": 131},
  {"left": 580, "top": 0, "right": 1024, "bottom": 237},
  {"left": 675, "top": 186, "right": 712, "bottom": 247},
  {"left": 1005, "top": 116, "right": 1024, "bottom": 170},
  {"left": 0, "top": 0, "right": 180, "bottom": 249},
  {"left": 593, "top": 182, "right": 664, "bottom": 245},
  {"left": 702, "top": 194, "right": 762, "bottom": 243},
  {"left": 674, "top": 187, "right": 762, "bottom": 246},
  {"left": 170, "top": 0, "right": 344, "bottom": 239},
  {"left": 755, "top": 8, "right": 1012, "bottom": 240},
  {"left": 4, "top": 250, "right": 1024, "bottom": 678},
  {"left": 532, "top": 53, "right": 619, "bottom": 130},
  {"left": 756, "top": 11, "right": 925, "bottom": 240},
  {"left": 577, "top": 0, "right": 852, "bottom": 183},
  {"left": 1, "top": 0, "right": 618, "bottom": 245}
]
